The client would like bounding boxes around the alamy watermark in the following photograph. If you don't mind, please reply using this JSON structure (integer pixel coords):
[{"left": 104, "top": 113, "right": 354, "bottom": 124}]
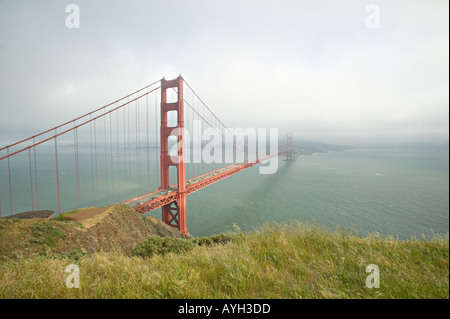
[
  {"left": 365, "top": 4, "right": 380, "bottom": 29},
  {"left": 65, "top": 264, "right": 80, "bottom": 288},
  {"left": 167, "top": 121, "right": 279, "bottom": 174},
  {"left": 66, "top": 4, "right": 80, "bottom": 29},
  {"left": 365, "top": 264, "right": 380, "bottom": 288}
]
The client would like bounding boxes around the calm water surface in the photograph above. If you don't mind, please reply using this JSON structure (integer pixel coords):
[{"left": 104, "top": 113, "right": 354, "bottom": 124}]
[
  {"left": 1, "top": 147, "right": 448, "bottom": 239},
  {"left": 184, "top": 147, "right": 449, "bottom": 239}
]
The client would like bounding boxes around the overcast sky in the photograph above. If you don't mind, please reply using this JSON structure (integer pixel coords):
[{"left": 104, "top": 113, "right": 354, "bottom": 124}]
[{"left": 0, "top": 0, "right": 448, "bottom": 145}]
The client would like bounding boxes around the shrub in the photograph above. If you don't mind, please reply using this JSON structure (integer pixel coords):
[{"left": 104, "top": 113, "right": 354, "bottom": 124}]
[
  {"left": 191, "top": 233, "right": 233, "bottom": 246},
  {"left": 131, "top": 236, "right": 196, "bottom": 258},
  {"left": 28, "top": 222, "right": 66, "bottom": 248},
  {"left": 56, "top": 249, "right": 90, "bottom": 260}
]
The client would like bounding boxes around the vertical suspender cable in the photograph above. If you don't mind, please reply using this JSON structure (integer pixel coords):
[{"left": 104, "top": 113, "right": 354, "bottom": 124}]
[
  {"left": 136, "top": 99, "right": 141, "bottom": 196},
  {"left": 104, "top": 110, "right": 109, "bottom": 204},
  {"left": 76, "top": 128, "right": 81, "bottom": 208},
  {"left": 185, "top": 88, "right": 189, "bottom": 180},
  {"left": 202, "top": 100, "right": 205, "bottom": 176},
  {"left": 117, "top": 105, "right": 121, "bottom": 200},
  {"left": 197, "top": 100, "right": 200, "bottom": 178},
  {"left": 155, "top": 87, "right": 159, "bottom": 189},
  {"left": 146, "top": 91, "right": 151, "bottom": 193},
  {"left": 110, "top": 111, "right": 114, "bottom": 203},
  {"left": 123, "top": 101, "right": 127, "bottom": 200},
  {"left": 7, "top": 147, "right": 13, "bottom": 214},
  {"left": 54, "top": 130, "right": 61, "bottom": 215},
  {"left": 28, "top": 148, "right": 34, "bottom": 211},
  {"left": 90, "top": 118, "right": 95, "bottom": 206},
  {"left": 74, "top": 125, "right": 81, "bottom": 209},
  {"left": 94, "top": 120, "right": 99, "bottom": 205},
  {"left": 191, "top": 89, "right": 195, "bottom": 179},
  {"left": 33, "top": 138, "right": 39, "bottom": 210},
  {"left": 128, "top": 98, "right": 131, "bottom": 199}
]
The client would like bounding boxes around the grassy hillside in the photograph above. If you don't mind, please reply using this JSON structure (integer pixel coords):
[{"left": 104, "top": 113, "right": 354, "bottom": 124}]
[
  {"left": 1, "top": 217, "right": 448, "bottom": 298},
  {"left": 0, "top": 205, "right": 189, "bottom": 260}
]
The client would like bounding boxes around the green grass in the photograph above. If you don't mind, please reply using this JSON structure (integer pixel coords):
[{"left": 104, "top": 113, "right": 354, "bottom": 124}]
[
  {"left": 53, "top": 210, "right": 85, "bottom": 229},
  {"left": 0, "top": 223, "right": 448, "bottom": 299}
]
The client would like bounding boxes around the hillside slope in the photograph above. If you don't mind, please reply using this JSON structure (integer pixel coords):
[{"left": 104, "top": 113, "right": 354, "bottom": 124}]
[
  {"left": 0, "top": 204, "right": 189, "bottom": 259},
  {"left": 0, "top": 222, "right": 448, "bottom": 299},
  {"left": 0, "top": 206, "right": 448, "bottom": 299}
]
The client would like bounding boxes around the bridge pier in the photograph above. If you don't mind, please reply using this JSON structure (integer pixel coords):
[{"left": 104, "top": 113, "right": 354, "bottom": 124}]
[{"left": 160, "top": 76, "right": 188, "bottom": 235}]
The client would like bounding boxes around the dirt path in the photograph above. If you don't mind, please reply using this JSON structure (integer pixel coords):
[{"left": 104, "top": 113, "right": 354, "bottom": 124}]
[
  {"left": 69, "top": 207, "right": 111, "bottom": 221},
  {"left": 68, "top": 206, "right": 114, "bottom": 228}
]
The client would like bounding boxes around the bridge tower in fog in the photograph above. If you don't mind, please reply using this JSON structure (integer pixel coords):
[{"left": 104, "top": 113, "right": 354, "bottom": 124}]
[{"left": 285, "top": 132, "right": 293, "bottom": 161}]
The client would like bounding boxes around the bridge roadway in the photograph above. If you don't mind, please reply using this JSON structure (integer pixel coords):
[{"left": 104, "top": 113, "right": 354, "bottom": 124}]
[
  {"left": 123, "top": 151, "right": 285, "bottom": 215},
  {"left": 123, "top": 163, "right": 251, "bottom": 214}
]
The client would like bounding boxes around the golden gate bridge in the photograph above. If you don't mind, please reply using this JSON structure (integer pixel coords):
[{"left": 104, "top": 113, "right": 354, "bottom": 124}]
[{"left": 0, "top": 76, "right": 294, "bottom": 235}]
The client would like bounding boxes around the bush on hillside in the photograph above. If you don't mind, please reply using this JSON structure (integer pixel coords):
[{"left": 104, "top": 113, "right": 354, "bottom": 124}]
[
  {"left": 131, "top": 236, "right": 196, "bottom": 258},
  {"left": 191, "top": 233, "right": 233, "bottom": 246},
  {"left": 131, "top": 233, "right": 234, "bottom": 258}
]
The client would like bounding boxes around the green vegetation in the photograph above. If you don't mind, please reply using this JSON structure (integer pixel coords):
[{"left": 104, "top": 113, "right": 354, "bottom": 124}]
[
  {"left": 192, "top": 233, "right": 233, "bottom": 246},
  {"left": 1, "top": 223, "right": 448, "bottom": 299},
  {"left": 131, "top": 236, "right": 196, "bottom": 258},
  {"left": 54, "top": 210, "right": 79, "bottom": 222},
  {"left": 54, "top": 210, "right": 85, "bottom": 229},
  {"left": 55, "top": 249, "right": 90, "bottom": 261},
  {"left": 131, "top": 233, "right": 233, "bottom": 258},
  {"left": 28, "top": 222, "right": 66, "bottom": 248},
  {"left": 0, "top": 218, "right": 20, "bottom": 230}
]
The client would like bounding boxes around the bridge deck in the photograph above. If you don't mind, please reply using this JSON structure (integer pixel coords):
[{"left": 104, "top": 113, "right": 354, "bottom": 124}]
[
  {"left": 123, "top": 163, "right": 246, "bottom": 214},
  {"left": 124, "top": 151, "right": 285, "bottom": 215}
]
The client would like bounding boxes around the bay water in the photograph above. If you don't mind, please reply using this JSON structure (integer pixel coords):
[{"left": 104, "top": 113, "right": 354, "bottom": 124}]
[
  {"left": 185, "top": 147, "right": 449, "bottom": 239},
  {"left": 1, "top": 146, "right": 448, "bottom": 240}
]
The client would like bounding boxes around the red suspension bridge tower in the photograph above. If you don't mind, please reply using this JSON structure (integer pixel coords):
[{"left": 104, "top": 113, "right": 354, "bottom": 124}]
[{"left": 160, "top": 76, "right": 187, "bottom": 234}]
